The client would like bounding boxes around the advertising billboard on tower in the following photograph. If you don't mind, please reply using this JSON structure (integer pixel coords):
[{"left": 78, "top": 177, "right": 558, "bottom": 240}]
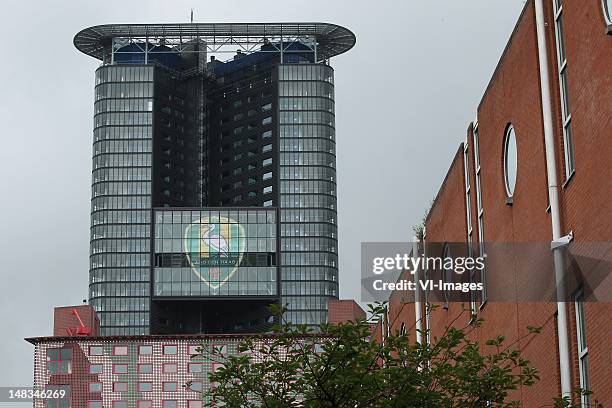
[{"left": 154, "top": 208, "right": 278, "bottom": 297}]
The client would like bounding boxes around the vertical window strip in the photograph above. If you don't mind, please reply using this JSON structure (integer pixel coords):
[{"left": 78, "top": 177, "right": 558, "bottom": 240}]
[
  {"left": 463, "top": 140, "right": 476, "bottom": 315},
  {"left": 574, "top": 292, "right": 590, "bottom": 406},
  {"left": 473, "top": 125, "right": 487, "bottom": 304},
  {"left": 603, "top": 0, "right": 612, "bottom": 25},
  {"left": 421, "top": 220, "right": 431, "bottom": 345},
  {"left": 553, "top": 0, "right": 575, "bottom": 179},
  {"left": 464, "top": 143, "right": 473, "bottom": 235},
  {"left": 423, "top": 235, "right": 431, "bottom": 345}
]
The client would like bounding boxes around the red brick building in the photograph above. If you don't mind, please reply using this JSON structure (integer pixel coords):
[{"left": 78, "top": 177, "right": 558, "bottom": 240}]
[
  {"left": 54, "top": 305, "right": 101, "bottom": 337},
  {"left": 383, "top": 0, "right": 611, "bottom": 406},
  {"left": 328, "top": 299, "right": 366, "bottom": 324}
]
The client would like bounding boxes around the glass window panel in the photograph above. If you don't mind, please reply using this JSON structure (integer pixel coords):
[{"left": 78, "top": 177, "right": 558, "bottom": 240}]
[
  {"left": 138, "top": 345, "right": 153, "bottom": 355},
  {"left": 113, "top": 364, "right": 128, "bottom": 374},
  {"left": 575, "top": 299, "right": 587, "bottom": 350},
  {"left": 564, "top": 122, "right": 575, "bottom": 177},
  {"left": 504, "top": 126, "right": 518, "bottom": 197},
  {"left": 138, "top": 363, "right": 153, "bottom": 374},
  {"left": 89, "top": 364, "right": 103, "bottom": 374},
  {"left": 560, "top": 69, "right": 571, "bottom": 120},
  {"left": 89, "top": 383, "right": 102, "bottom": 393},
  {"left": 59, "top": 349, "right": 72, "bottom": 360},
  {"left": 138, "top": 382, "right": 153, "bottom": 392}
]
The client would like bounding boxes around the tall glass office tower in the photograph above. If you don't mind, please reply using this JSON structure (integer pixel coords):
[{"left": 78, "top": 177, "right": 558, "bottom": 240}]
[
  {"left": 75, "top": 23, "right": 355, "bottom": 335},
  {"left": 90, "top": 66, "right": 154, "bottom": 334},
  {"left": 278, "top": 65, "right": 338, "bottom": 325}
]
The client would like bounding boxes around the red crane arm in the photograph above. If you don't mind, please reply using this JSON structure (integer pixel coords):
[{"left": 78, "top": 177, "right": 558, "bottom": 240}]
[
  {"left": 70, "top": 308, "right": 92, "bottom": 336},
  {"left": 72, "top": 308, "right": 86, "bottom": 327}
]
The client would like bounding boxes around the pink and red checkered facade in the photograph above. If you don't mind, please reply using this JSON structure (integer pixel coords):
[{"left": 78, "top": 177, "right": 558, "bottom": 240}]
[{"left": 28, "top": 335, "right": 269, "bottom": 408}]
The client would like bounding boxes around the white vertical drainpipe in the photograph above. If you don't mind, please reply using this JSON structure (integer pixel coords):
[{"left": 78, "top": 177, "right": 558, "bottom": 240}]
[
  {"left": 412, "top": 237, "right": 423, "bottom": 345},
  {"left": 533, "top": 0, "right": 572, "bottom": 397}
]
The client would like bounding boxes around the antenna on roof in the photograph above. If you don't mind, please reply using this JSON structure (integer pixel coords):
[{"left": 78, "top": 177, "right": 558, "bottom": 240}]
[{"left": 190, "top": 9, "right": 194, "bottom": 23}]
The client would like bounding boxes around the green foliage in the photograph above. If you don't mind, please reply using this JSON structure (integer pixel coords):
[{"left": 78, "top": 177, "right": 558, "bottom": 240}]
[
  {"left": 412, "top": 200, "right": 433, "bottom": 241},
  {"left": 552, "top": 388, "right": 604, "bottom": 408},
  {"left": 192, "top": 302, "right": 593, "bottom": 407}
]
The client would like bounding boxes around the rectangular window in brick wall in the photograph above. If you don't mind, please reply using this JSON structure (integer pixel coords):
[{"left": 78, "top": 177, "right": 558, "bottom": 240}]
[{"left": 47, "top": 348, "right": 72, "bottom": 374}]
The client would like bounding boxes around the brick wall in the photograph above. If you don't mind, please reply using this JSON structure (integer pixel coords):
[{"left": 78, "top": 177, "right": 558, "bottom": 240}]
[
  {"left": 328, "top": 299, "right": 366, "bottom": 324},
  {"left": 385, "top": 0, "right": 611, "bottom": 405},
  {"left": 54, "top": 305, "right": 100, "bottom": 337},
  {"left": 557, "top": 0, "right": 612, "bottom": 402}
]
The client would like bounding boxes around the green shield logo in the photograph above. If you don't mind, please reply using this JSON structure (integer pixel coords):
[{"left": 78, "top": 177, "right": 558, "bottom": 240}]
[{"left": 184, "top": 216, "right": 246, "bottom": 289}]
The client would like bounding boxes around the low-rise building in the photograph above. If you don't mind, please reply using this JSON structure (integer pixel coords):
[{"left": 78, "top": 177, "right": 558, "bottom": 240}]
[{"left": 28, "top": 300, "right": 365, "bottom": 407}]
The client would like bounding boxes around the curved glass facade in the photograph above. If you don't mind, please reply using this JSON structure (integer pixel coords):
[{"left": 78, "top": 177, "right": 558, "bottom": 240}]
[
  {"left": 278, "top": 64, "right": 339, "bottom": 326},
  {"left": 90, "top": 65, "right": 154, "bottom": 335}
]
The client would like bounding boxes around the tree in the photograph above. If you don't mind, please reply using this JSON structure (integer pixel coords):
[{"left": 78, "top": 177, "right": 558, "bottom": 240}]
[
  {"left": 194, "top": 303, "right": 552, "bottom": 407},
  {"left": 412, "top": 200, "right": 433, "bottom": 242}
]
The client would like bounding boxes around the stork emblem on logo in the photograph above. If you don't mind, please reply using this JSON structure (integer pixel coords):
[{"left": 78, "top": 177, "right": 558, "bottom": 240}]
[{"left": 184, "top": 217, "right": 246, "bottom": 289}]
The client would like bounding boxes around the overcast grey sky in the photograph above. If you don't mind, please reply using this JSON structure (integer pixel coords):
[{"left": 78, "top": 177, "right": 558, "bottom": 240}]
[{"left": 0, "top": 0, "right": 525, "bottom": 388}]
